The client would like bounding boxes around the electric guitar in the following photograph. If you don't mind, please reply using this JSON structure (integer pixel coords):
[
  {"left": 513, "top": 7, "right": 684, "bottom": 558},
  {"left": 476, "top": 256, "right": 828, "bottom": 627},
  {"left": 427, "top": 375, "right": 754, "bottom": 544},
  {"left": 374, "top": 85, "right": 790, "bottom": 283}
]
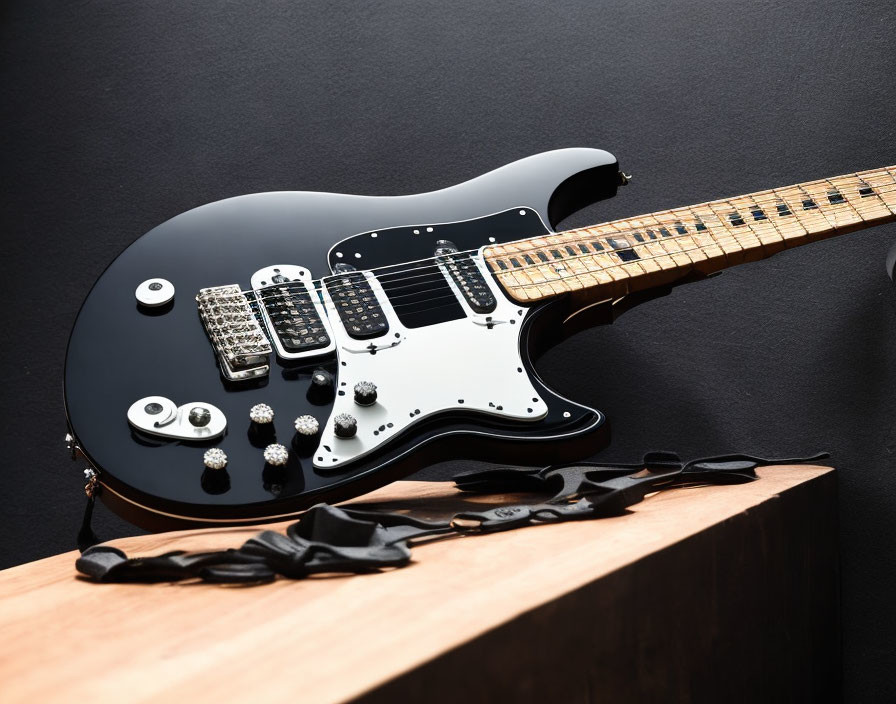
[{"left": 63, "top": 149, "right": 896, "bottom": 529}]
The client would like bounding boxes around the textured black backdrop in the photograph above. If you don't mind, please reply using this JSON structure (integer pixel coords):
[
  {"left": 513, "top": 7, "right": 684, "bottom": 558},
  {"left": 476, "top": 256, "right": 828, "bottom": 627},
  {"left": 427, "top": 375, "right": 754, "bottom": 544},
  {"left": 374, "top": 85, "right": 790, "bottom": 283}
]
[{"left": 2, "top": 1, "right": 895, "bottom": 700}]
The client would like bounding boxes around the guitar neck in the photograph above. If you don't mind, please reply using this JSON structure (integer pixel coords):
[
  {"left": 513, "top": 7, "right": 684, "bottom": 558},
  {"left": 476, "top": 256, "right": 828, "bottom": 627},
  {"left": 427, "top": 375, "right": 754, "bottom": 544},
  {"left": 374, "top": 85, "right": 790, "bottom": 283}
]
[{"left": 484, "top": 166, "right": 896, "bottom": 303}]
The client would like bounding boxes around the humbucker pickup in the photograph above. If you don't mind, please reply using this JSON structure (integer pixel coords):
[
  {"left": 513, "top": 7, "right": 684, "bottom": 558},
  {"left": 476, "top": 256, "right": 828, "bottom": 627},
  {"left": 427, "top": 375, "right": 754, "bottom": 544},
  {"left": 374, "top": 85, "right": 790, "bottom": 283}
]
[
  {"left": 325, "top": 272, "right": 389, "bottom": 339},
  {"left": 196, "top": 284, "right": 272, "bottom": 381},
  {"left": 257, "top": 283, "right": 331, "bottom": 355}
]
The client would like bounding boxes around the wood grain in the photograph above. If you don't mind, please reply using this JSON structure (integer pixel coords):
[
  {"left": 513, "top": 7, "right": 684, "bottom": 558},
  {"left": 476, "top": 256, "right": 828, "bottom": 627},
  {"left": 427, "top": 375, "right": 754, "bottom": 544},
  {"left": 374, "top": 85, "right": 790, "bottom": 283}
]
[
  {"left": 0, "top": 466, "right": 836, "bottom": 703},
  {"left": 485, "top": 167, "right": 896, "bottom": 303}
]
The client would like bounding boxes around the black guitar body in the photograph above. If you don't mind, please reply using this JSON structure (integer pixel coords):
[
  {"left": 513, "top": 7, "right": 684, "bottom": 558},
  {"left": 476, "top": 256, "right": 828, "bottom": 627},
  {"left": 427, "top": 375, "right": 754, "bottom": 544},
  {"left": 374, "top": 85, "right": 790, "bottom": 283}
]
[{"left": 65, "top": 148, "right": 633, "bottom": 529}]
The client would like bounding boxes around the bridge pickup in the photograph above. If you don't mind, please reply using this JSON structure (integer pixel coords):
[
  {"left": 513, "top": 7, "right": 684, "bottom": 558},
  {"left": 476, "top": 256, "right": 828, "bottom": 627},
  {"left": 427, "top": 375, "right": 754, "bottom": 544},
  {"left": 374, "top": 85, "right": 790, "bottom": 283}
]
[
  {"left": 325, "top": 272, "right": 389, "bottom": 340},
  {"left": 196, "top": 284, "right": 272, "bottom": 382},
  {"left": 256, "top": 283, "right": 333, "bottom": 358}
]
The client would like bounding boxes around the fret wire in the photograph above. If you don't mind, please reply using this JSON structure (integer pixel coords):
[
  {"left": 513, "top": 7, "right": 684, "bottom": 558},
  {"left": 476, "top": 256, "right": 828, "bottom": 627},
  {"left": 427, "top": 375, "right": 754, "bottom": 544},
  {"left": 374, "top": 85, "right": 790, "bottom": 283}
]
[
  {"left": 496, "top": 174, "right": 896, "bottom": 298},
  {"left": 486, "top": 172, "right": 896, "bottom": 268}
]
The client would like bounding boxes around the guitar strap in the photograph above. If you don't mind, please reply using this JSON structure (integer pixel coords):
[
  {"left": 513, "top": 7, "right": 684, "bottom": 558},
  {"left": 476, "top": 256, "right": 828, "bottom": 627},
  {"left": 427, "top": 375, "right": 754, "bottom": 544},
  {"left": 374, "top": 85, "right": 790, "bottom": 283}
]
[{"left": 75, "top": 451, "right": 829, "bottom": 585}]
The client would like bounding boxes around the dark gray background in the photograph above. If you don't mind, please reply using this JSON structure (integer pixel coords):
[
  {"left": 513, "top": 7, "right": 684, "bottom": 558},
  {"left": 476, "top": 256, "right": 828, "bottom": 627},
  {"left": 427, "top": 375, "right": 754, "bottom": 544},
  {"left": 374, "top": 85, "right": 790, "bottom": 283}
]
[{"left": 2, "top": 1, "right": 894, "bottom": 700}]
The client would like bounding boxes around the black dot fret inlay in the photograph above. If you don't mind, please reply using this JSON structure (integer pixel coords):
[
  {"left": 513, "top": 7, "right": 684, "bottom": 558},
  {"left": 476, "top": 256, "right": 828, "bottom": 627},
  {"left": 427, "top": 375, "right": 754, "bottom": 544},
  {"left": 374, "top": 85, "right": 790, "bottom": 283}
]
[
  {"left": 496, "top": 260, "right": 508, "bottom": 270},
  {"left": 802, "top": 199, "right": 817, "bottom": 210},
  {"left": 776, "top": 203, "right": 792, "bottom": 216},
  {"left": 616, "top": 249, "right": 640, "bottom": 262},
  {"left": 537, "top": 251, "right": 549, "bottom": 262},
  {"left": 565, "top": 246, "right": 576, "bottom": 256},
  {"left": 523, "top": 254, "right": 535, "bottom": 265},
  {"left": 578, "top": 243, "right": 590, "bottom": 254},
  {"left": 633, "top": 232, "right": 644, "bottom": 242},
  {"left": 827, "top": 190, "right": 846, "bottom": 204},
  {"left": 751, "top": 206, "right": 767, "bottom": 221},
  {"left": 859, "top": 185, "right": 875, "bottom": 197},
  {"left": 591, "top": 241, "right": 604, "bottom": 251},
  {"left": 695, "top": 221, "right": 707, "bottom": 231},
  {"left": 728, "top": 212, "right": 745, "bottom": 226},
  {"left": 551, "top": 249, "right": 563, "bottom": 259},
  {"left": 659, "top": 227, "right": 671, "bottom": 238},
  {"left": 674, "top": 222, "right": 688, "bottom": 234},
  {"left": 510, "top": 257, "right": 521, "bottom": 267}
]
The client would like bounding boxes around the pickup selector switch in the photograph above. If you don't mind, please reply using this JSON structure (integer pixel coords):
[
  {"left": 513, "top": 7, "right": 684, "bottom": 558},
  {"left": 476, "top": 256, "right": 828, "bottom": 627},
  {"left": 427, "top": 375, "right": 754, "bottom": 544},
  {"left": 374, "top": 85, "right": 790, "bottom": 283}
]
[
  {"left": 353, "top": 381, "right": 378, "bottom": 406},
  {"left": 333, "top": 413, "right": 358, "bottom": 438}
]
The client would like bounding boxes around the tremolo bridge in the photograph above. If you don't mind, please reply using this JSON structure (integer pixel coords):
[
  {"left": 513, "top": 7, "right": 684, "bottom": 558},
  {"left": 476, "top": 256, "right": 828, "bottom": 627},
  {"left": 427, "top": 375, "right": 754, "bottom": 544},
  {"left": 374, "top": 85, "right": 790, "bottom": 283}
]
[{"left": 196, "top": 285, "right": 272, "bottom": 382}]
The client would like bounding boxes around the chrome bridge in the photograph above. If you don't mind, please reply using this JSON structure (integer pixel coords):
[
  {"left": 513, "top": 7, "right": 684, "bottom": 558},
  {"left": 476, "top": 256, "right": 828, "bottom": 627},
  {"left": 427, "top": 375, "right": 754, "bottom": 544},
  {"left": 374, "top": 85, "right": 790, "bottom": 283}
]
[{"left": 196, "top": 284, "right": 272, "bottom": 381}]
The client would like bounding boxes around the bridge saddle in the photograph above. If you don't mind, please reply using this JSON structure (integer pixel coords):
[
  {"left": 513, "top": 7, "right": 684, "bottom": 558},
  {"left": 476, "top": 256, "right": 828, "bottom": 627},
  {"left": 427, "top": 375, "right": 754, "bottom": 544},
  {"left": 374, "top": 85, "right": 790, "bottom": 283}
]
[{"left": 196, "top": 284, "right": 272, "bottom": 381}]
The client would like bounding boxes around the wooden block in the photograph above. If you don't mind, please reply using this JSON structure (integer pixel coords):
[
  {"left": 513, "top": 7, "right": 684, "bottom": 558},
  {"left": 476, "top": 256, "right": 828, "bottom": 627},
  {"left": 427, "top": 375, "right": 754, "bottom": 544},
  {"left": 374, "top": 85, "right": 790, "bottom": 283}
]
[{"left": 0, "top": 466, "right": 838, "bottom": 703}]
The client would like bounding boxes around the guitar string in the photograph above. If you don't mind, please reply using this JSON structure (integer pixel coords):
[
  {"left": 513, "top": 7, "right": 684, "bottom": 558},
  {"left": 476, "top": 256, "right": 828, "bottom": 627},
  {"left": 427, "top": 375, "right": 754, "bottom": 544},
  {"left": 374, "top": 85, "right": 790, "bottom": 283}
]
[
  {"left": 235, "top": 175, "right": 896, "bottom": 311},
  {"left": 304, "top": 174, "right": 896, "bottom": 297},
  {"left": 210, "top": 189, "right": 896, "bottom": 340},
  {"left": 245, "top": 183, "right": 896, "bottom": 311},
  {"left": 240, "top": 171, "right": 896, "bottom": 304}
]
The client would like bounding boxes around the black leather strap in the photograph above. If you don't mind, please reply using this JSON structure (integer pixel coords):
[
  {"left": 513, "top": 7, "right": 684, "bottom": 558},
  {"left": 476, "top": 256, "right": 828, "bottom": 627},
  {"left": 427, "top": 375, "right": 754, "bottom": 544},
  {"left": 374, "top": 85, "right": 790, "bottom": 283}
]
[{"left": 76, "top": 450, "right": 829, "bottom": 585}]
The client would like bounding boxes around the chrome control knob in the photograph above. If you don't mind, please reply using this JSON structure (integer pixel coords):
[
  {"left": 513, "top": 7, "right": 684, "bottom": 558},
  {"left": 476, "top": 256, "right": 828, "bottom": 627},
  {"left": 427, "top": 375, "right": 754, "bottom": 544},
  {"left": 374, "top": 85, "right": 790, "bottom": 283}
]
[
  {"left": 294, "top": 414, "right": 320, "bottom": 437},
  {"left": 203, "top": 448, "right": 228, "bottom": 470},
  {"left": 353, "top": 381, "right": 378, "bottom": 406},
  {"left": 249, "top": 403, "right": 274, "bottom": 424},
  {"left": 333, "top": 413, "right": 357, "bottom": 438},
  {"left": 263, "top": 443, "right": 289, "bottom": 466}
]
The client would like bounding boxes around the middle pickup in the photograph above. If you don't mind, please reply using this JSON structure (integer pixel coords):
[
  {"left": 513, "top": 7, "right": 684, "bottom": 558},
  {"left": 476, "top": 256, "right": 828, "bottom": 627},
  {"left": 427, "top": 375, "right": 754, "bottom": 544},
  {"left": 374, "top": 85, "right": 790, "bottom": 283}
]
[{"left": 325, "top": 272, "right": 389, "bottom": 340}]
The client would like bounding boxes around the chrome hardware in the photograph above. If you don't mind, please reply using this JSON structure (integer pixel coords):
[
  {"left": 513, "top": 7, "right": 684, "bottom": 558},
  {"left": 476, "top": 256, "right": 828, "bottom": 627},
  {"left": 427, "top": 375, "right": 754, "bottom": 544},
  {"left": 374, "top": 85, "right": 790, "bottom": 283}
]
[
  {"left": 203, "top": 448, "right": 228, "bottom": 470},
  {"left": 249, "top": 266, "right": 336, "bottom": 361},
  {"left": 127, "top": 396, "right": 227, "bottom": 441},
  {"left": 65, "top": 433, "right": 80, "bottom": 460},
  {"left": 136, "top": 278, "right": 175, "bottom": 307},
  {"left": 196, "top": 284, "right": 272, "bottom": 382},
  {"left": 188, "top": 407, "right": 212, "bottom": 427},
  {"left": 618, "top": 171, "right": 632, "bottom": 186},
  {"left": 294, "top": 415, "right": 320, "bottom": 436},
  {"left": 353, "top": 381, "right": 378, "bottom": 406},
  {"left": 333, "top": 413, "right": 358, "bottom": 438},
  {"left": 249, "top": 403, "right": 275, "bottom": 425},
  {"left": 83, "top": 468, "right": 98, "bottom": 498},
  {"left": 263, "top": 443, "right": 289, "bottom": 466}
]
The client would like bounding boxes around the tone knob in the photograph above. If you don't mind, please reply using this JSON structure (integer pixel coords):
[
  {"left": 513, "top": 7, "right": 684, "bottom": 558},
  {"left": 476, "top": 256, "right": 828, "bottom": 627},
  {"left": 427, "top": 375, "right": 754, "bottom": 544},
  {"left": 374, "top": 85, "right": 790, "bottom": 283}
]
[
  {"left": 188, "top": 406, "right": 212, "bottom": 427},
  {"left": 263, "top": 443, "right": 289, "bottom": 466},
  {"left": 353, "top": 381, "right": 378, "bottom": 406},
  {"left": 294, "top": 414, "right": 320, "bottom": 437},
  {"left": 308, "top": 368, "right": 335, "bottom": 403},
  {"left": 249, "top": 403, "right": 274, "bottom": 424},
  {"left": 203, "top": 447, "right": 228, "bottom": 470},
  {"left": 333, "top": 413, "right": 357, "bottom": 438}
]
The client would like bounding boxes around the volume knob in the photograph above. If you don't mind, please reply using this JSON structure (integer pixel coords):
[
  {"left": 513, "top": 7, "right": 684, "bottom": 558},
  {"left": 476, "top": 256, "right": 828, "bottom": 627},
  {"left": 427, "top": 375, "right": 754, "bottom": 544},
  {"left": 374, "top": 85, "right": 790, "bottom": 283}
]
[
  {"left": 353, "top": 381, "right": 378, "bottom": 406},
  {"left": 333, "top": 413, "right": 357, "bottom": 438}
]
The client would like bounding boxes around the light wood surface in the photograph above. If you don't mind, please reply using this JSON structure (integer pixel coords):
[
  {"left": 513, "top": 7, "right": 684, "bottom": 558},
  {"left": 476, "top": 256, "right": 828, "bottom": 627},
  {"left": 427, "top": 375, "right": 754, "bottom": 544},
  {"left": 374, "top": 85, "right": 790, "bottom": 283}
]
[
  {"left": 484, "top": 167, "right": 896, "bottom": 302},
  {"left": 0, "top": 466, "right": 834, "bottom": 703}
]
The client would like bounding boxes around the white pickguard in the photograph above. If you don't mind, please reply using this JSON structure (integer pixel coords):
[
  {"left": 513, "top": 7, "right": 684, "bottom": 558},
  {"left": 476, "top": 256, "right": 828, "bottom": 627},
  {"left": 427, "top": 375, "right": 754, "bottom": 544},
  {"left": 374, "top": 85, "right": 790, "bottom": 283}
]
[{"left": 313, "top": 253, "right": 545, "bottom": 470}]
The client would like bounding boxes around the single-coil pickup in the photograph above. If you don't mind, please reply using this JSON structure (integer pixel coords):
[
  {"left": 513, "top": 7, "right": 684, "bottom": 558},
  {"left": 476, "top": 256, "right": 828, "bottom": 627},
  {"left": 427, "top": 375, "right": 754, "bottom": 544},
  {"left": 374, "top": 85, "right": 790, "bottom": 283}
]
[
  {"left": 437, "top": 251, "right": 497, "bottom": 314},
  {"left": 258, "top": 284, "right": 331, "bottom": 354},
  {"left": 325, "top": 273, "right": 389, "bottom": 340}
]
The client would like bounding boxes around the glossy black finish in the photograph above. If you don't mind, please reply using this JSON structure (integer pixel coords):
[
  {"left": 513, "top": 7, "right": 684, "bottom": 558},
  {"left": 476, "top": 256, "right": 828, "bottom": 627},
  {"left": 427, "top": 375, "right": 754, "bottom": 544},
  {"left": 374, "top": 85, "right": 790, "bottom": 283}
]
[{"left": 64, "top": 148, "right": 620, "bottom": 527}]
